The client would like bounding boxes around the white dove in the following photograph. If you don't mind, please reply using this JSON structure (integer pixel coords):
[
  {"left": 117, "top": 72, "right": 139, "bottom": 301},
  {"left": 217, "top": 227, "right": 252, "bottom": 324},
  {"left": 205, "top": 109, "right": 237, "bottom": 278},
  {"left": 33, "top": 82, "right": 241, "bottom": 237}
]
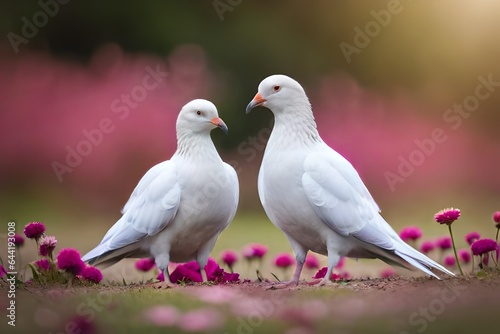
[
  {"left": 246, "top": 75, "right": 454, "bottom": 286},
  {"left": 82, "top": 99, "right": 239, "bottom": 286}
]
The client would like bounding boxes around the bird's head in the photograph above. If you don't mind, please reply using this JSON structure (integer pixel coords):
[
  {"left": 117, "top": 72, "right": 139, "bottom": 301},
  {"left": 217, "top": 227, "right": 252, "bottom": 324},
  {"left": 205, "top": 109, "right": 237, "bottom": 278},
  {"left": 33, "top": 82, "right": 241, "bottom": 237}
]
[
  {"left": 246, "top": 74, "right": 308, "bottom": 114},
  {"left": 177, "top": 99, "right": 228, "bottom": 135}
]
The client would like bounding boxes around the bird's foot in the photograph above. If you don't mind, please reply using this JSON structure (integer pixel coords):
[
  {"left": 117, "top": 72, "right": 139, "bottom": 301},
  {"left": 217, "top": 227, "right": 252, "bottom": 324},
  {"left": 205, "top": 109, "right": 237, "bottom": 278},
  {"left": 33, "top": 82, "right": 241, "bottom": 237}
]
[
  {"left": 152, "top": 281, "right": 175, "bottom": 289},
  {"left": 265, "top": 280, "right": 299, "bottom": 290},
  {"left": 307, "top": 278, "right": 335, "bottom": 287}
]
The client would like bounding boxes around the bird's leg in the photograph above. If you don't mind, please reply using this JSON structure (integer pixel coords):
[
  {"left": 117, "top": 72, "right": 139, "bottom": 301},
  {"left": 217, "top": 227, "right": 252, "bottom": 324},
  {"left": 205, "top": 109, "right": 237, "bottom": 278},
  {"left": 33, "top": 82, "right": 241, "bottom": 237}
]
[
  {"left": 318, "top": 265, "right": 334, "bottom": 286},
  {"left": 314, "top": 251, "right": 341, "bottom": 286},
  {"left": 153, "top": 267, "right": 175, "bottom": 289},
  {"left": 267, "top": 260, "right": 304, "bottom": 290},
  {"left": 200, "top": 268, "right": 208, "bottom": 283},
  {"left": 267, "top": 247, "right": 307, "bottom": 290},
  {"left": 196, "top": 236, "right": 218, "bottom": 284},
  {"left": 196, "top": 254, "right": 209, "bottom": 284}
]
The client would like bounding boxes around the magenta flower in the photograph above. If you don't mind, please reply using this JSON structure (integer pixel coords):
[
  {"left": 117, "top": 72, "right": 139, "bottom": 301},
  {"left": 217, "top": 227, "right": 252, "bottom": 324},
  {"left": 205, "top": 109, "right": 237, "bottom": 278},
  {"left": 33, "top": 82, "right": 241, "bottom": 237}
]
[
  {"left": 57, "top": 248, "right": 85, "bottom": 276},
  {"left": 434, "top": 208, "right": 462, "bottom": 274},
  {"left": 380, "top": 267, "right": 396, "bottom": 278},
  {"left": 304, "top": 253, "right": 320, "bottom": 270},
  {"left": 39, "top": 235, "right": 57, "bottom": 258},
  {"left": 0, "top": 264, "right": 7, "bottom": 277},
  {"left": 312, "top": 267, "right": 343, "bottom": 281},
  {"left": 23, "top": 222, "right": 46, "bottom": 240},
  {"left": 242, "top": 243, "right": 268, "bottom": 260},
  {"left": 494, "top": 212, "right": 500, "bottom": 242},
  {"left": 135, "top": 258, "right": 156, "bottom": 272},
  {"left": 434, "top": 208, "right": 460, "bottom": 225},
  {"left": 435, "top": 236, "right": 452, "bottom": 250},
  {"left": 170, "top": 262, "right": 202, "bottom": 283},
  {"left": 493, "top": 211, "right": 500, "bottom": 225},
  {"left": 444, "top": 255, "right": 456, "bottom": 267},
  {"left": 458, "top": 249, "right": 471, "bottom": 264},
  {"left": 465, "top": 232, "right": 481, "bottom": 246},
  {"left": 399, "top": 226, "right": 422, "bottom": 242},
  {"left": 221, "top": 250, "right": 238, "bottom": 272},
  {"left": 335, "top": 257, "right": 345, "bottom": 269},
  {"left": 312, "top": 267, "right": 327, "bottom": 279},
  {"left": 80, "top": 266, "right": 103, "bottom": 283},
  {"left": 471, "top": 239, "right": 500, "bottom": 268},
  {"left": 35, "top": 258, "right": 51, "bottom": 271},
  {"left": 420, "top": 240, "right": 435, "bottom": 254},
  {"left": 13, "top": 234, "right": 24, "bottom": 247},
  {"left": 471, "top": 238, "right": 499, "bottom": 258},
  {"left": 161, "top": 258, "right": 239, "bottom": 284},
  {"left": 274, "top": 253, "right": 295, "bottom": 269}
]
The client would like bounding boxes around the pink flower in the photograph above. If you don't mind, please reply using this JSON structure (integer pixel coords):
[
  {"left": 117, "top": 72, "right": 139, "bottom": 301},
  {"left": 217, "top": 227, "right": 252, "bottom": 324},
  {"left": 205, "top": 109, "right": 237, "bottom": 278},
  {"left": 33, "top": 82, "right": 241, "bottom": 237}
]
[
  {"left": 177, "top": 308, "right": 224, "bottom": 332},
  {"left": 380, "top": 267, "right": 396, "bottom": 278},
  {"left": 471, "top": 238, "right": 499, "bottom": 258},
  {"left": 143, "top": 306, "right": 179, "bottom": 327},
  {"left": 434, "top": 208, "right": 460, "bottom": 225},
  {"left": 274, "top": 253, "right": 295, "bottom": 269},
  {"left": 13, "top": 234, "right": 24, "bottom": 247},
  {"left": 242, "top": 243, "right": 268, "bottom": 260},
  {"left": 35, "top": 259, "right": 51, "bottom": 271},
  {"left": 39, "top": 236, "right": 57, "bottom": 258},
  {"left": 444, "top": 255, "right": 456, "bottom": 267},
  {"left": 493, "top": 211, "right": 500, "bottom": 227},
  {"left": 458, "top": 249, "right": 471, "bottom": 264},
  {"left": 312, "top": 267, "right": 342, "bottom": 281},
  {"left": 420, "top": 240, "right": 435, "bottom": 254},
  {"left": 221, "top": 250, "right": 238, "bottom": 270},
  {"left": 80, "top": 266, "right": 103, "bottom": 283},
  {"left": 135, "top": 258, "right": 156, "bottom": 272},
  {"left": 57, "top": 248, "right": 85, "bottom": 275},
  {"left": 465, "top": 232, "right": 481, "bottom": 246},
  {"left": 170, "top": 262, "right": 203, "bottom": 283},
  {"left": 159, "top": 258, "right": 239, "bottom": 284},
  {"left": 304, "top": 253, "right": 320, "bottom": 270},
  {"left": 435, "top": 236, "right": 452, "bottom": 250},
  {"left": 399, "top": 226, "right": 422, "bottom": 242},
  {"left": 23, "top": 222, "right": 45, "bottom": 240},
  {"left": 335, "top": 257, "right": 345, "bottom": 269},
  {"left": 0, "top": 265, "right": 7, "bottom": 277}
]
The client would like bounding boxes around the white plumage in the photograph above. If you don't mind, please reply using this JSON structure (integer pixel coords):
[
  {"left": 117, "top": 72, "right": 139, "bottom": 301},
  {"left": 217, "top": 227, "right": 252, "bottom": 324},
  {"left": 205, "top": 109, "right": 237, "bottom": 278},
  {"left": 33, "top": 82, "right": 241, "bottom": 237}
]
[
  {"left": 246, "top": 75, "right": 454, "bottom": 285},
  {"left": 82, "top": 99, "right": 239, "bottom": 284}
]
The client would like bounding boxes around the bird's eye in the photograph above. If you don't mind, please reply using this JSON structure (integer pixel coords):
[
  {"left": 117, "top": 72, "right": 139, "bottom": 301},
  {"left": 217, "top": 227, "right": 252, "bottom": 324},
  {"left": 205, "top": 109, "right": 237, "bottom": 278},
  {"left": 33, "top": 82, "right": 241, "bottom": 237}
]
[
  {"left": 273, "top": 85, "right": 281, "bottom": 92},
  {"left": 196, "top": 111, "right": 202, "bottom": 116}
]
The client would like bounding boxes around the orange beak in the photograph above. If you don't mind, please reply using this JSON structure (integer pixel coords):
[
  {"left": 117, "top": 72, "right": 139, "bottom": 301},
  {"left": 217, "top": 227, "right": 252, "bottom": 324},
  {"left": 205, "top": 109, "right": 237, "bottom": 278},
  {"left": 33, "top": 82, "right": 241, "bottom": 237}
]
[
  {"left": 210, "top": 117, "right": 228, "bottom": 134},
  {"left": 246, "top": 92, "right": 267, "bottom": 114}
]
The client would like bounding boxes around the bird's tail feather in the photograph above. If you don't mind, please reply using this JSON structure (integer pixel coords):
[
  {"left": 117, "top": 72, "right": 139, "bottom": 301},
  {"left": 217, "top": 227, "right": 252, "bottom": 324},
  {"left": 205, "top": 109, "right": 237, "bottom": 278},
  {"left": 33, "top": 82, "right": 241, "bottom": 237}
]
[
  {"left": 83, "top": 242, "right": 143, "bottom": 268},
  {"left": 394, "top": 241, "right": 455, "bottom": 278},
  {"left": 350, "top": 236, "right": 454, "bottom": 279}
]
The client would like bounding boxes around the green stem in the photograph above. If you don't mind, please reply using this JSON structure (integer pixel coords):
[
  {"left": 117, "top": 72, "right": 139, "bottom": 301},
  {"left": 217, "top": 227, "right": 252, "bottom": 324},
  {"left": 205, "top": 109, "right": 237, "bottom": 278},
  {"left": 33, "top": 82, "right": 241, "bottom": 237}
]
[
  {"left": 448, "top": 224, "right": 464, "bottom": 275},
  {"left": 496, "top": 228, "right": 499, "bottom": 243},
  {"left": 471, "top": 254, "right": 475, "bottom": 274}
]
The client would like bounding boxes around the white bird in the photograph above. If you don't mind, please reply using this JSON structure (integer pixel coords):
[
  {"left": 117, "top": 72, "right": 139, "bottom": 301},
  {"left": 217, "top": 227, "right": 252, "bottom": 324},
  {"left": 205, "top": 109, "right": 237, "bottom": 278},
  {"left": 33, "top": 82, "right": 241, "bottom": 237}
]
[
  {"left": 82, "top": 99, "right": 239, "bottom": 286},
  {"left": 246, "top": 75, "right": 454, "bottom": 286}
]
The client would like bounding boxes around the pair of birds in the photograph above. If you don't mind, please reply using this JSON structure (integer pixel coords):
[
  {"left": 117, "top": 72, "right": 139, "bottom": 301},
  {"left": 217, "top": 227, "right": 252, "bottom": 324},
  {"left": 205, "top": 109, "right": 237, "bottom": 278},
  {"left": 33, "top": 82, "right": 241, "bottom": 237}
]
[{"left": 82, "top": 75, "right": 454, "bottom": 286}]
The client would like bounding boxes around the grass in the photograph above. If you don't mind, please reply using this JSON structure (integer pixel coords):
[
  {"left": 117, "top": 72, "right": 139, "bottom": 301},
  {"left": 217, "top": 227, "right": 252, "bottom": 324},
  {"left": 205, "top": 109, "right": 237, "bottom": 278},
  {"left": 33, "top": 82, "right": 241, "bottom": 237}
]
[
  {"left": 3, "top": 273, "right": 500, "bottom": 334},
  {"left": 2, "top": 191, "right": 500, "bottom": 333}
]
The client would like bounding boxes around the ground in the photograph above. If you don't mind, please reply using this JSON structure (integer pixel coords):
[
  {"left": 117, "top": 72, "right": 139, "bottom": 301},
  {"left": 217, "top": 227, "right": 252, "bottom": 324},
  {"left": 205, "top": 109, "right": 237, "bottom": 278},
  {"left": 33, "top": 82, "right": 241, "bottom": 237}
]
[{"left": 2, "top": 273, "right": 499, "bottom": 334}]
